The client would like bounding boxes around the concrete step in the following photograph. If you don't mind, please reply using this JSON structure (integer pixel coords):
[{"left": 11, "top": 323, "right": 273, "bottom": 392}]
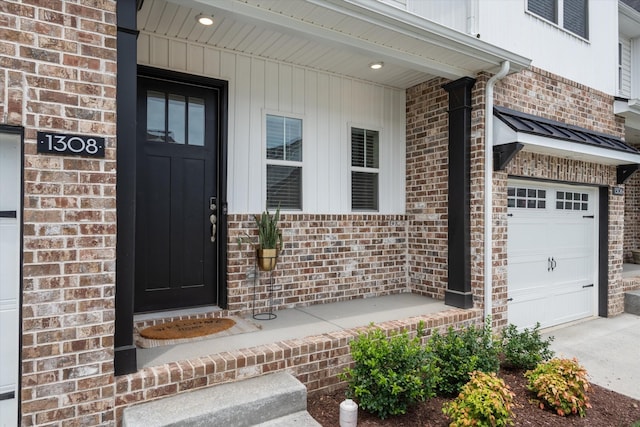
[
  {"left": 255, "top": 410, "right": 321, "bottom": 426},
  {"left": 624, "top": 290, "right": 640, "bottom": 315},
  {"left": 122, "top": 372, "right": 316, "bottom": 427}
]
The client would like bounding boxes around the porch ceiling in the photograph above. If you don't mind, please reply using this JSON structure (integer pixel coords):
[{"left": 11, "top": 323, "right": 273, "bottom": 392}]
[{"left": 137, "top": 0, "right": 531, "bottom": 89}]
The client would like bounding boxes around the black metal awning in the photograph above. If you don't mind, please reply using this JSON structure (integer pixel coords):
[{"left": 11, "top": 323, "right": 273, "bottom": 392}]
[
  {"left": 493, "top": 106, "right": 640, "bottom": 183},
  {"left": 494, "top": 106, "right": 637, "bottom": 153}
]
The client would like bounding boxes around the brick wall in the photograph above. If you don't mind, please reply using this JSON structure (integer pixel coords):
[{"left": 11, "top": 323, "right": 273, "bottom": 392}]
[
  {"left": 624, "top": 172, "right": 640, "bottom": 262},
  {"left": 3, "top": 2, "right": 634, "bottom": 422},
  {"left": 405, "top": 67, "right": 630, "bottom": 326},
  {"left": 115, "top": 307, "right": 481, "bottom": 423},
  {"left": 405, "top": 78, "right": 450, "bottom": 300},
  {"left": 227, "top": 214, "right": 409, "bottom": 314},
  {"left": 0, "top": 1, "right": 118, "bottom": 425}
]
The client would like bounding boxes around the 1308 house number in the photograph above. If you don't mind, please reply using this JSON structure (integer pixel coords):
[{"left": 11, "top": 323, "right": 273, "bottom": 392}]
[{"left": 37, "top": 131, "right": 105, "bottom": 158}]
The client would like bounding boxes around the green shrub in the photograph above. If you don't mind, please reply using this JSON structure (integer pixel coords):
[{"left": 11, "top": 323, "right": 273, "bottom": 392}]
[
  {"left": 443, "top": 371, "right": 515, "bottom": 427},
  {"left": 525, "top": 357, "right": 591, "bottom": 417},
  {"left": 500, "top": 323, "right": 554, "bottom": 370},
  {"left": 427, "top": 318, "right": 500, "bottom": 396},
  {"left": 340, "top": 325, "right": 439, "bottom": 419}
]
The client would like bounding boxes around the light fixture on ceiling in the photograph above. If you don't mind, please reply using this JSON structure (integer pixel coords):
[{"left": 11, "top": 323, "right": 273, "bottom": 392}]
[
  {"left": 196, "top": 13, "right": 214, "bottom": 26},
  {"left": 369, "top": 62, "right": 384, "bottom": 70}
]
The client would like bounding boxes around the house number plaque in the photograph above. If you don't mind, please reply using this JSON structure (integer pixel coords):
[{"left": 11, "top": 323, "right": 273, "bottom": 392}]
[{"left": 37, "top": 131, "right": 105, "bottom": 158}]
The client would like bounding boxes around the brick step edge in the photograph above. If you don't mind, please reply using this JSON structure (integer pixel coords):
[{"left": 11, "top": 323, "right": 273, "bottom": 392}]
[{"left": 122, "top": 372, "right": 307, "bottom": 427}]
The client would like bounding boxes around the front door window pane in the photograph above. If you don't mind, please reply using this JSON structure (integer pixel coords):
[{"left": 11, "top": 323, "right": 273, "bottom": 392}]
[
  {"left": 168, "top": 94, "right": 186, "bottom": 144},
  {"left": 188, "top": 97, "right": 205, "bottom": 146},
  {"left": 147, "top": 91, "right": 165, "bottom": 142}
]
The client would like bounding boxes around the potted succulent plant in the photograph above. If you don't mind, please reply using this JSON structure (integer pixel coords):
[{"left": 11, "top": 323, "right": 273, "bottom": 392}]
[{"left": 238, "top": 206, "right": 283, "bottom": 271}]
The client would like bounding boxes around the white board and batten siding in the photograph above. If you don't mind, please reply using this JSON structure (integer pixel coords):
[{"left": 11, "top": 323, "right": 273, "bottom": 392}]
[
  {"left": 618, "top": 36, "right": 632, "bottom": 99},
  {"left": 477, "top": 0, "right": 618, "bottom": 95},
  {"left": 138, "top": 33, "right": 407, "bottom": 215},
  {"left": 0, "top": 131, "right": 21, "bottom": 427}
]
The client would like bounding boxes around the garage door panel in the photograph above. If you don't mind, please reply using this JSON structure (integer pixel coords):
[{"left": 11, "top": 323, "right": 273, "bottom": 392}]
[
  {"left": 508, "top": 263, "right": 549, "bottom": 290},
  {"left": 508, "top": 220, "right": 551, "bottom": 253},
  {"left": 545, "top": 289, "right": 592, "bottom": 325},
  {"left": 550, "top": 221, "right": 592, "bottom": 250},
  {"left": 507, "top": 181, "right": 597, "bottom": 329},
  {"left": 0, "top": 308, "right": 18, "bottom": 391},
  {"left": 0, "top": 223, "right": 20, "bottom": 301},
  {"left": 507, "top": 296, "right": 548, "bottom": 329},
  {"left": 552, "top": 256, "right": 593, "bottom": 284}
]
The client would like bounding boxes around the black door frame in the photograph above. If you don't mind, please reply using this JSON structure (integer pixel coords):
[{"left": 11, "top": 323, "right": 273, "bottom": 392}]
[
  {"left": 135, "top": 67, "right": 229, "bottom": 311},
  {"left": 135, "top": 71, "right": 222, "bottom": 312},
  {"left": 115, "top": 0, "right": 229, "bottom": 375}
]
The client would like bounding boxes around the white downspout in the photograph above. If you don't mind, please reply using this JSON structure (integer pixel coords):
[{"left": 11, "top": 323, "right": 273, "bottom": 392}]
[{"left": 484, "top": 61, "right": 510, "bottom": 321}]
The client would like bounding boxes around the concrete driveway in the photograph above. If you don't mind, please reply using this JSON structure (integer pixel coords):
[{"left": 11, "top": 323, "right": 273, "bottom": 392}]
[{"left": 542, "top": 313, "right": 640, "bottom": 400}]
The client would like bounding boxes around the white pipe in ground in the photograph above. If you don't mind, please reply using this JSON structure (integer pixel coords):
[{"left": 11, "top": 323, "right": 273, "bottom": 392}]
[{"left": 339, "top": 398, "right": 358, "bottom": 427}]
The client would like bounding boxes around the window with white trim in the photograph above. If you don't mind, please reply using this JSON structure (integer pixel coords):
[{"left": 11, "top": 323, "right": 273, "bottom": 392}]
[
  {"left": 266, "top": 114, "right": 302, "bottom": 210},
  {"left": 619, "top": 41, "right": 624, "bottom": 94},
  {"left": 527, "top": 0, "right": 588, "bottom": 39},
  {"left": 351, "top": 127, "right": 379, "bottom": 211}
]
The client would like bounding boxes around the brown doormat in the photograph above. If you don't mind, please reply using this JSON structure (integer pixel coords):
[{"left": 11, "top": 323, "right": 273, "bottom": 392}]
[
  {"left": 135, "top": 316, "right": 262, "bottom": 349},
  {"left": 140, "top": 318, "right": 236, "bottom": 340}
]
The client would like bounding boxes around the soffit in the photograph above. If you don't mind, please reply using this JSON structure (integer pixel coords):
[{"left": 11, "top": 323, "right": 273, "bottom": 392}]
[
  {"left": 494, "top": 106, "right": 640, "bottom": 166},
  {"left": 620, "top": 1, "right": 640, "bottom": 38},
  {"left": 137, "top": 0, "right": 530, "bottom": 89}
]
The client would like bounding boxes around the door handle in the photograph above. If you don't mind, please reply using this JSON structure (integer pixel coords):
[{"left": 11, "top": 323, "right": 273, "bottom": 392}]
[
  {"left": 0, "top": 210, "right": 17, "bottom": 218},
  {"left": 548, "top": 257, "right": 551, "bottom": 271},
  {"left": 582, "top": 284, "right": 594, "bottom": 288},
  {"left": 551, "top": 257, "right": 557, "bottom": 271},
  {"left": 209, "top": 197, "right": 217, "bottom": 242}
]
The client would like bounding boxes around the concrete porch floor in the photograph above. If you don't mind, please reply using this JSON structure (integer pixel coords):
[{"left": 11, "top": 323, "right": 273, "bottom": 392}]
[
  {"left": 136, "top": 293, "right": 447, "bottom": 369},
  {"left": 622, "top": 262, "right": 640, "bottom": 278}
]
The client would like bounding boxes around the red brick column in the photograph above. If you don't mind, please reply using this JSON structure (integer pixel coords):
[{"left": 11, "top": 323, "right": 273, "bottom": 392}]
[{"left": 0, "top": 1, "right": 118, "bottom": 425}]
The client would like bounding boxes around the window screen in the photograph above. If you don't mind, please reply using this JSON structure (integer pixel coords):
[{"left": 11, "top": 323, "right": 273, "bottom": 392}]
[
  {"left": 266, "top": 114, "right": 303, "bottom": 210},
  {"left": 527, "top": 0, "right": 588, "bottom": 39},
  {"left": 351, "top": 127, "right": 379, "bottom": 211},
  {"left": 267, "top": 165, "right": 301, "bottom": 210},
  {"left": 563, "top": 0, "right": 587, "bottom": 39},
  {"left": 528, "top": 0, "right": 557, "bottom": 23}
]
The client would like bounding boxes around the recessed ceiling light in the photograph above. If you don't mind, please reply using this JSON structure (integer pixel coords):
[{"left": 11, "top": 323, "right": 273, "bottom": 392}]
[
  {"left": 196, "top": 14, "right": 214, "bottom": 26},
  {"left": 369, "top": 62, "right": 384, "bottom": 70}
]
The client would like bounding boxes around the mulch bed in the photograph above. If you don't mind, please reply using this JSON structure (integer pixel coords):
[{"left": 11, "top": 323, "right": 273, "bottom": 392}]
[{"left": 307, "top": 369, "right": 640, "bottom": 426}]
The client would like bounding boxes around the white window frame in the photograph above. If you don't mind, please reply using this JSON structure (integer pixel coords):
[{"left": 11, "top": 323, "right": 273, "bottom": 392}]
[
  {"left": 263, "top": 111, "right": 305, "bottom": 211},
  {"left": 525, "top": 0, "right": 589, "bottom": 40},
  {"left": 349, "top": 123, "right": 381, "bottom": 212}
]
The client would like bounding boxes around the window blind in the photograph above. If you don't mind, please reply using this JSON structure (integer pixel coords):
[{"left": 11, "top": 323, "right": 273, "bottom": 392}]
[
  {"left": 267, "top": 165, "right": 302, "bottom": 210},
  {"left": 528, "top": 0, "right": 557, "bottom": 23}
]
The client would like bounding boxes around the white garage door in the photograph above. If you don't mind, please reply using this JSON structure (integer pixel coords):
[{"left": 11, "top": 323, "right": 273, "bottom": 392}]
[
  {"left": 0, "top": 130, "right": 20, "bottom": 427},
  {"left": 507, "top": 180, "right": 598, "bottom": 329}
]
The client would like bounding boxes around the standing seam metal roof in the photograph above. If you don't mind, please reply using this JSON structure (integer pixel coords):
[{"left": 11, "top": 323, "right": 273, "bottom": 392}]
[{"left": 493, "top": 106, "right": 638, "bottom": 154}]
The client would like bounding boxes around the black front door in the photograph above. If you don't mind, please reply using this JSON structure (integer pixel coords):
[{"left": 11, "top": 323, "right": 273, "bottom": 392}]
[{"left": 135, "top": 72, "right": 221, "bottom": 312}]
